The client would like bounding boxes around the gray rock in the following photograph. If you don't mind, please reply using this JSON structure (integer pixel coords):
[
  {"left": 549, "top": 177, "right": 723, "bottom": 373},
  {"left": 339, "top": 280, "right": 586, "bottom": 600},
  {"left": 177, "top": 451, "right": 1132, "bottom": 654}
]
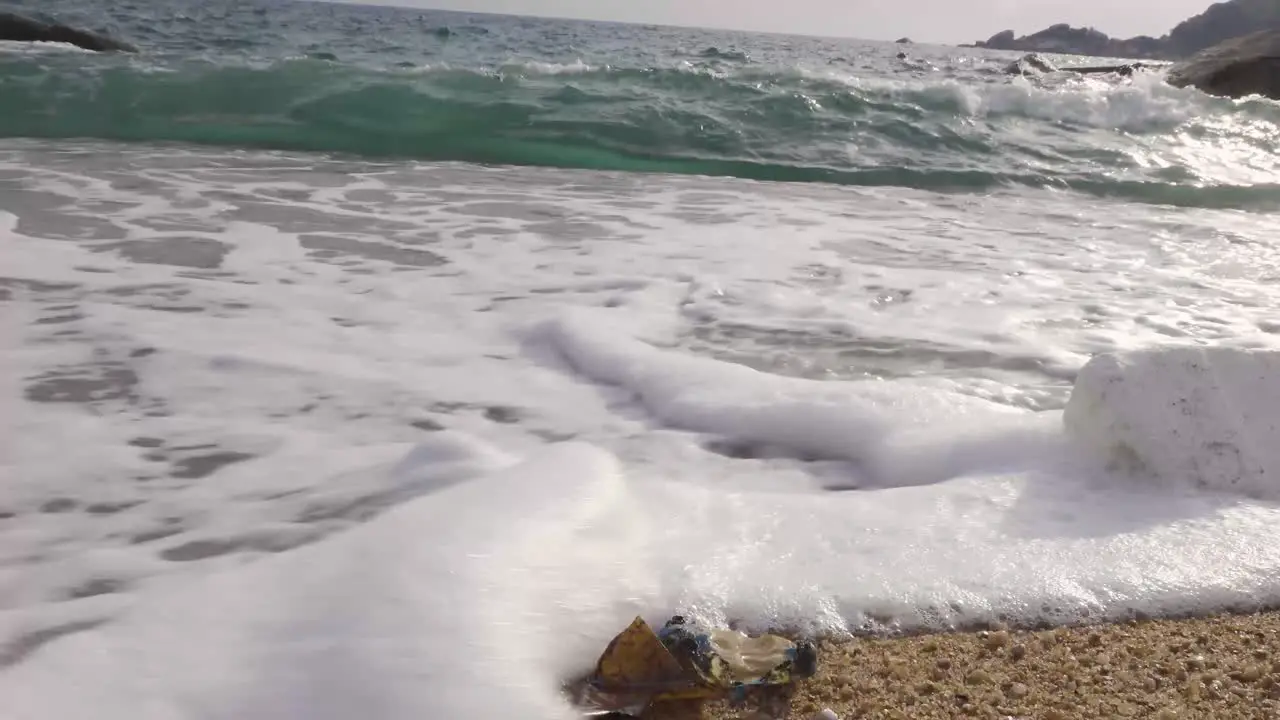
[
  {"left": 1005, "top": 53, "right": 1059, "bottom": 75},
  {"left": 0, "top": 11, "right": 137, "bottom": 53},
  {"left": 1004, "top": 52, "right": 1166, "bottom": 79},
  {"left": 1071, "top": 62, "right": 1164, "bottom": 77},
  {"left": 1166, "top": 29, "right": 1280, "bottom": 100}
]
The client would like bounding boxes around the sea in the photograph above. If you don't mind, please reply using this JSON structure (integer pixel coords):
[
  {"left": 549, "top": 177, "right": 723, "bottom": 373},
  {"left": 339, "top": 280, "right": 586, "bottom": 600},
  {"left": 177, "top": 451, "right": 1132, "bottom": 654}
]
[{"left": 2, "top": 0, "right": 1280, "bottom": 717}]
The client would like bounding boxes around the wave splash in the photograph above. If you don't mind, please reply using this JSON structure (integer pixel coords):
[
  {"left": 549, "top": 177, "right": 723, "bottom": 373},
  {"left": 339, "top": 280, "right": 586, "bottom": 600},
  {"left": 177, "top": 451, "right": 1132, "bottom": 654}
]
[{"left": 0, "top": 48, "right": 1277, "bottom": 207}]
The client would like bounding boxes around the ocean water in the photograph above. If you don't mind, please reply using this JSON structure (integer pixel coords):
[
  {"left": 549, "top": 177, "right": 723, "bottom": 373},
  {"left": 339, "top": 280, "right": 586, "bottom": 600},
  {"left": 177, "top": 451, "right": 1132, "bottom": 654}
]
[{"left": 2, "top": 1, "right": 1280, "bottom": 718}]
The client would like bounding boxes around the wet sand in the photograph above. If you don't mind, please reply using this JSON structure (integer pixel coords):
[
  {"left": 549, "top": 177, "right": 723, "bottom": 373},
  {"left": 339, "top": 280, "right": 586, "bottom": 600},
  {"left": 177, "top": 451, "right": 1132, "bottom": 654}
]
[{"left": 649, "top": 610, "right": 1280, "bottom": 719}]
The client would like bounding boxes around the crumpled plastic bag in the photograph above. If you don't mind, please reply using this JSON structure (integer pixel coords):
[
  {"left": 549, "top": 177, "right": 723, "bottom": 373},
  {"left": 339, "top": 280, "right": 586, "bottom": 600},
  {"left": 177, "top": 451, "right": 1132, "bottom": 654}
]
[{"left": 572, "top": 615, "right": 818, "bottom": 717}]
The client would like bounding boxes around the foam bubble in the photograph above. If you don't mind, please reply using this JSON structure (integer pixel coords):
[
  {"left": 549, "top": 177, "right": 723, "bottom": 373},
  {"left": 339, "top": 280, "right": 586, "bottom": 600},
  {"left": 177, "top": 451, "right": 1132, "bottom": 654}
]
[{"left": 1066, "top": 346, "right": 1280, "bottom": 500}]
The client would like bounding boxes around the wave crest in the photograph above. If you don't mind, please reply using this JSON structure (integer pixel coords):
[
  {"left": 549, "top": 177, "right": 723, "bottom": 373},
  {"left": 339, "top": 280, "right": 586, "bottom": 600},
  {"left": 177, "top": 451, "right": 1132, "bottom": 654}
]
[{"left": 0, "top": 52, "right": 1275, "bottom": 208}]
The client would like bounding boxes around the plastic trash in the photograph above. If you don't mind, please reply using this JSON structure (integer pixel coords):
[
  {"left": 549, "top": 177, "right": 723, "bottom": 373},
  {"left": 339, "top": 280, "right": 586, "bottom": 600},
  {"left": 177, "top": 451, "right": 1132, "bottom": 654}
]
[{"left": 571, "top": 615, "right": 819, "bottom": 717}]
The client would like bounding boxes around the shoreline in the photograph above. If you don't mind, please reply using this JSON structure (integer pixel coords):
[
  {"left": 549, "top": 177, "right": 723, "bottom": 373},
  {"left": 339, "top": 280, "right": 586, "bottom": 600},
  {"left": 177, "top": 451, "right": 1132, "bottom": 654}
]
[{"left": 639, "top": 609, "right": 1280, "bottom": 719}]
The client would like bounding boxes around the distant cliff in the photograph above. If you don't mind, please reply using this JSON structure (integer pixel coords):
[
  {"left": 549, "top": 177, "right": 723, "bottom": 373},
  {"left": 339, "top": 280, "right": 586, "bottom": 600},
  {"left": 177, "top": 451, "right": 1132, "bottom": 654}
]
[{"left": 970, "top": 0, "right": 1280, "bottom": 59}]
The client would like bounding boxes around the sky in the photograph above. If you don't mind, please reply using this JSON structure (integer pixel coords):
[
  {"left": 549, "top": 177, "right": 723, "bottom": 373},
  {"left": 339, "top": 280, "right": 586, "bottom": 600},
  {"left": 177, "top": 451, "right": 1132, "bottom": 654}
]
[{"left": 346, "top": 0, "right": 1220, "bottom": 44}]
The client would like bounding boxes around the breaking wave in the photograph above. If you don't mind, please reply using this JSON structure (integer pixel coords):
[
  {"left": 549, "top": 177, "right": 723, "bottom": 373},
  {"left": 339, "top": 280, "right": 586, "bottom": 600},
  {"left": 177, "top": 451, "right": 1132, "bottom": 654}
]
[{"left": 0, "top": 22, "right": 1277, "bottom": 208}]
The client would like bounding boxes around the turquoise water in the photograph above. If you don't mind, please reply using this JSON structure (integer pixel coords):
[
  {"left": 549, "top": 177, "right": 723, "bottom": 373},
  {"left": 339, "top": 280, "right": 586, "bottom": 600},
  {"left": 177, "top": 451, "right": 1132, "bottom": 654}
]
[{"left": 1, "top": 0, "right": 1278, "bottom": 208}]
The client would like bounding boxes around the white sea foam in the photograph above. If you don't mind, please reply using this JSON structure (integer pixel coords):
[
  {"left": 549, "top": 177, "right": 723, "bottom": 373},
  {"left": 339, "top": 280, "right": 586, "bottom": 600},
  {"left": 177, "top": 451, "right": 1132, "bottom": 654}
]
[
  {"left": 807, "top": 68, "right": 1278, "bottom": 185},
  {"left": 498, "top": 58, "right": 595, "bottom": 75},
  {"left": 793, "top": 61, "right": 1204, "bottom": 129},
  {"left": 2, "top": 141, "right": 1280, "bottom": 718},
  {"left": 0, "top": 40, "right": 96, "bottom": 56},
  {"left": 1066, "top": 347, "right": 1280, "bottom": 500}
]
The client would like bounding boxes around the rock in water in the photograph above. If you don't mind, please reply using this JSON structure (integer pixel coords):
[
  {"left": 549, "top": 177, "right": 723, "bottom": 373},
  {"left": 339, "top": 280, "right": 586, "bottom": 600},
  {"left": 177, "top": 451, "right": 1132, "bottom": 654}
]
[
  {"left": 0, "top": 11, "right": 138, "bottom": 53},
  {"left": 1070, "top": 62, "right": 1164, "bottom": 77},
  {"left": 1166, "top": 29, "right": 1280, "bottom": 100},
  {"left": 1005, "top": 53, "right": 1059, "bottom": 75}
]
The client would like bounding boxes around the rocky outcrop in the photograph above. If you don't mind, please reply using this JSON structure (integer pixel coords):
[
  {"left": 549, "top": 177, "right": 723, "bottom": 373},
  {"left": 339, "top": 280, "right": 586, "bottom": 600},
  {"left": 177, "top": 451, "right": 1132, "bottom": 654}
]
[
  {"left": 984, "top": 30, "right": 1015, "bottom": 49},
  {"left": 984, "top": 24, "right": 1111, "bottom": 55},
  {"left": 970, "top": 0, "right": 1280, "bottom": 60},
  {"left": 1003, "top": 53, "right": 1165, "bottom": 77},
  {"left": 1166, "top": 29, "right": 1280, "bottom": 99},
  {"left": 1165, "top": 0, "right": 1280, "bottom": 57},
  {"left": 976, "top": 24, "right": 1166, "bottom": 59},
  {"left": 1004, "top": 54, "right": 1059, "bottom": 75},
  {"left": 994, "top": 30, "right": 1278, "bottom": 101},
  {"left": 0, "top": 11, "right": 137, "bottom": 53}
]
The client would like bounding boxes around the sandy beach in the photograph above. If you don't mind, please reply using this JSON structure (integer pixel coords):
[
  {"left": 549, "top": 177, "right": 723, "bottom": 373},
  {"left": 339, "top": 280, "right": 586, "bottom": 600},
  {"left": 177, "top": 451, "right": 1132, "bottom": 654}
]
[{"left": 648, "top": 611, "right": 1280, "bottom": 720}]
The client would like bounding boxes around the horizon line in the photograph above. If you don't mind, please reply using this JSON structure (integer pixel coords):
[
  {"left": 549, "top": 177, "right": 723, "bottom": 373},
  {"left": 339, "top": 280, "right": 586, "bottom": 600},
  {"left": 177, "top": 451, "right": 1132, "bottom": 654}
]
[{"left": 305, "top": 0, "right": 967, "bottom": 46}]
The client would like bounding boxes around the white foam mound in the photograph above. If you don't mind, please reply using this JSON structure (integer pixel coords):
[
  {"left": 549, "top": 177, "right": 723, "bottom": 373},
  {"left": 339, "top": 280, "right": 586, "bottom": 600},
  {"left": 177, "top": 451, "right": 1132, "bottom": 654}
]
[
  {"left": 1065, "top": 347, "right": 1280, "bottom": 500},
  {"left": 10, "top": 326, "right": 1280, "bottom": 720},
  {"left": 1, "top": 440, "right": 651, "bottom": 720},
  {"left": 537, "top": 309, "right": 1052, "bottom": 489}
]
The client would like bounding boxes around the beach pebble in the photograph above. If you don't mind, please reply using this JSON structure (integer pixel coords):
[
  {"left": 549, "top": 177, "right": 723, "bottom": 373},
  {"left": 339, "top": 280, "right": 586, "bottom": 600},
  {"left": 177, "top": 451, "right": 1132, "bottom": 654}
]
[
  {"left": 965, "top": 669, "right": 993, "bottom": 685},
  {"left": 985, "top": 630, "right": 1010, "bottom": 649},
  {"left": 810, "top": 710, "right": 839, "bottom": 720}
]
